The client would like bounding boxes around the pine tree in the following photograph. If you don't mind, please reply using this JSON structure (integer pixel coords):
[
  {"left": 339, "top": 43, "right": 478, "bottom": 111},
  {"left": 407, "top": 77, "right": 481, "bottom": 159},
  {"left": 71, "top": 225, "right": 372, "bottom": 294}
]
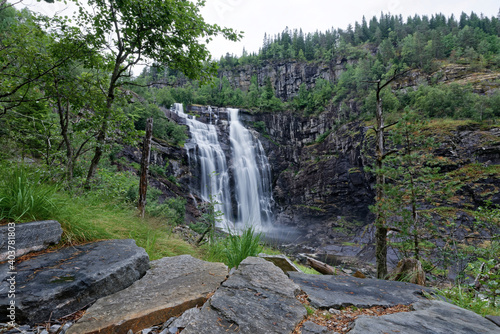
[{"left": 382, "top": 109, "right": 444, "bottom": 260}]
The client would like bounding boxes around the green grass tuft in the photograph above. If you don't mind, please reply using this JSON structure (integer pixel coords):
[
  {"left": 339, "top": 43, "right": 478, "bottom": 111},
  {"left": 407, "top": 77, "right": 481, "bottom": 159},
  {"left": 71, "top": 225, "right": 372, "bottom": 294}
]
[
  {"left": 0, "top": 164, "right": 59, "bottom": 222},
  {"left": 204, "top": 227, "right": 263, "bottom": 269},
  {"left": 433, "top": 285, "right": 500, "bottom": 316}
]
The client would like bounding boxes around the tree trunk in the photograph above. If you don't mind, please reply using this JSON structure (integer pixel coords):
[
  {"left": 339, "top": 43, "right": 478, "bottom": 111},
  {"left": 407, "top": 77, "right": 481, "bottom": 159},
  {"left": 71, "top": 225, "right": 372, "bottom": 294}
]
[
  {"left": 369, "top": 70, "right": 408, "bottom": 279},
  {"left": 374, "top": 81, "right": 388, "bottom": 279},
  {"left": 85, "top": 130, "right": 106, "bottom": 184},
  {"left": 138, "top": 117, "right": 153, "bottom": 218},
  {"left": 305, "top": 256, "right": 337, "bottom": 275},
  {"left": 85, "top": 46, "right": 127, "bottom": 185}
]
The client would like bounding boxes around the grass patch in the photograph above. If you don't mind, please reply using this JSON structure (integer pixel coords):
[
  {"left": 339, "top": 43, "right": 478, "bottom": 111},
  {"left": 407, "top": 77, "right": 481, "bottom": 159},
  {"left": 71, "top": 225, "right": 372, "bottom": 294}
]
[
  {"left": 52, "top": 192, "right": 198, "bottom": 260},
  {"left": 304, "top": 304, "right": 316, "bottom": 316},
  {"left": 203, "top": 227, "right": 263, "bottom": 269},
  {"left": 296, "top": 263, "right": 321, "bottom": 275},
  {"left": 433, "top": 285, "right": 500, "bottom": 317},
  {"left": 0, "top": 164, "right": 59, "bottom": 222}
]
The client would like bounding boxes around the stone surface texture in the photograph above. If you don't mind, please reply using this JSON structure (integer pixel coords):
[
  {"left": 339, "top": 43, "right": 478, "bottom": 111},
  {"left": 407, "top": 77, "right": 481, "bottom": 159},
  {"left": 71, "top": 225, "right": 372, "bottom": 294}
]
[
  {"left": 258, "top": 253, "right": 301, "bottom": 274},
  {"left": 0, "top": 239, "right": 149, "bottom": 324},
  {"left": 349, "top": 299, "right": 500, "bottom": 334},
  {"left": 67, "top": 255, "right": 228, "bottom": 334},
  {"left": 486, "top": 315, "right": 500, "bottom": 327},
  {"left": 182, "top": 257, "right": 307, "bottom": 334},
  {"left": 0, "top": 220, "right": 62, "bottom": 261},
  {"left": 300, "top": 321, "right": 334, "bottom": 334},
  {"left": 289, "top": 272, "right": 432, "bottom": 309}
]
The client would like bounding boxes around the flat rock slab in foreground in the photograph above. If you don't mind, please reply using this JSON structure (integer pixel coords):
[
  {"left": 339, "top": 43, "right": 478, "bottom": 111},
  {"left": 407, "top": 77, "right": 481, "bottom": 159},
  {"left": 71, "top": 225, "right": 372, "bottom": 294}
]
[
  {"left": 289, "top": 272, "right": 432, "bottom": 309},
  {"left": 258, "top": 253, "right": 301, "bottom": 274},
  {"left": 0, "top": 220, "right": 62, "bottom": 261},
  {"left": 350, "top": 299, "right": 500, "bottom": 334},
  {"left": 0, "top": 239, "right": 149, "bottom": 324},
  {"left": 182, "top": 257, "right": 307, "bottom": 334},
  {"left": 67, "top": 255, "right": 228, "bottom": 334}
]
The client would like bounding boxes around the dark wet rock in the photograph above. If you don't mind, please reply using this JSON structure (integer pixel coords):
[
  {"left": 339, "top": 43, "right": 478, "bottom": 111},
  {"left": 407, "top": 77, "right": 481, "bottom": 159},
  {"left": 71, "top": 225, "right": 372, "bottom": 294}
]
[
  {"left": 289, "top": 272, "right": 432, "bottom": 309},
  {"left": 182, "top": 257, "right": 307, "bottom": 334},
  {"left": 0, "top": 221, "right": 62, "bottom": 261},
  {"left": 258, "top": 253, "right": 301, "bottom": 274},
  {"left": 349, "top": 299, "right": 499, "bottom": 334},
  {"left": 67, "top": 255, "right": 227, "bottom": 334},
  {"left": 0, "top": 239, "right": 149, "bottom": 325}
]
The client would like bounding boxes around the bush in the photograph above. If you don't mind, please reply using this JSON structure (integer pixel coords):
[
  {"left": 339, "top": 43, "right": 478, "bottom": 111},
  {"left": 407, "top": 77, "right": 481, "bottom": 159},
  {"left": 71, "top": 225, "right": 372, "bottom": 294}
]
[
  {"left": 0, "top": 164, "right": 58, "bottom": 221},
  {"left": 146, "top": 196, "right": 186, "bottom": 225},
  {"left": 87, "top": 168, "right": 138, "bottom": 202}
]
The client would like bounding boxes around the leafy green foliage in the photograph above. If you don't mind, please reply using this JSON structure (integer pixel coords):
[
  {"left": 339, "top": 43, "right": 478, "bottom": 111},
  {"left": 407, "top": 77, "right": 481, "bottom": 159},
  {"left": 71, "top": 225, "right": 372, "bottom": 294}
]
[
  {"left": 146, "top": 197, "right": 186, "bottom": 226},
  {"left": 221, "top": 11, "right": 500, "bottom": 68},
  {"left": 468, "top": 258, "right": 500, "bottom": 308},
  {"left": 131, "top": 101, "right": 187, "bottom": 145},
  {"left": 466, "top": 205, "right": 500, "bottom": 306}
]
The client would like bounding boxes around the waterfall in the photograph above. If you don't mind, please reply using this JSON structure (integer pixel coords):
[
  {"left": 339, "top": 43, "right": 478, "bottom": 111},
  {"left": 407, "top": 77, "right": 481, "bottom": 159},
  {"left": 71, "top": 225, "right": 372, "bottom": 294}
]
[
  {"left": 173, "top": 104, "right": 273, "bottom": 230},
  {"left": 173, "top": 103, "right": 233, "bottom": 225},
  {"left": 228, "top": 108, "right": 273, "bottom": 228}
]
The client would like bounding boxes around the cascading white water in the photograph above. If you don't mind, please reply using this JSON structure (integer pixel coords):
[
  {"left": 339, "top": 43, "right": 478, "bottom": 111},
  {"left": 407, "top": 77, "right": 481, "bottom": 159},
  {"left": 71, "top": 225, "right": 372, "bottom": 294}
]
[
  {"left": 228, "top": 108, "right": 273, "bottom": 229},
  {"left": 173, "top": 103, "right": 233, "bottom": 225},
  {"left": 173, "top": 103, "right": 273, "bottom": 230}
]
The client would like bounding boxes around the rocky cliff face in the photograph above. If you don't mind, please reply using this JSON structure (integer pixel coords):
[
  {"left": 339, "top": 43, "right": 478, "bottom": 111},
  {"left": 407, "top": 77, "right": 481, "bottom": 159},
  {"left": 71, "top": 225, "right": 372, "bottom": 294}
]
[
  {"left": 239, "top": 110, "right": 500, "bottom": 259},
  {"left": 241, "top": 111, "right": 374, "bottom": 241},
  {"left": 220, "top": 60, "right": 500, "bottom": 101},
  {"left": 149, "top": 105, "right": 500, "bottom": 265},
  {"left": 220, "top": 59, "right": 352, "bottom": 101}
]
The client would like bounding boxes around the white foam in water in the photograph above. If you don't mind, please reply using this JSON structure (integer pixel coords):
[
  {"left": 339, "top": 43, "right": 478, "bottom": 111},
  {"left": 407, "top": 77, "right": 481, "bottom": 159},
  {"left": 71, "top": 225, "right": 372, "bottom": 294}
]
[
  {"left": 173, "top": 103, "right": 233, "bottom": 226},
  {"left": 229, "top": 108, "right": 274, "bottom": 230}
]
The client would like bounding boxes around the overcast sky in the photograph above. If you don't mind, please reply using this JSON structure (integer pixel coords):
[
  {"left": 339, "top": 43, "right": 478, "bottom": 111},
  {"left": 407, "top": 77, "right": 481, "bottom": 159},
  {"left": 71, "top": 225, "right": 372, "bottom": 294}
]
[
  {"left": 200, "top": 0, "right": 500, "bottom": 59},
  {"left": 18, "top": 0, "right": 500, "bottom": 60}
]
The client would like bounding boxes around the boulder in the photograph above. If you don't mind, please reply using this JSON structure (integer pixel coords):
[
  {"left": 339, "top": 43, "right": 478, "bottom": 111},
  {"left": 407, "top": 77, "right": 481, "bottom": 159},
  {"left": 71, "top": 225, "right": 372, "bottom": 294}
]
[
  {"left": 182, "top": 257, "right": 307, "bottom": 334},
  {"left": 0, "top": 239, "right": 149, "bottom": 324},
  {"left": 289, "top": 272, "right": 433, "bottom": 309},
  {"left": 300, "top": 321, "right": 334, "bottom": 334},
  {"left": 389, "top": 258, "right": 426, "bottom": 286},
  {"left": 67, "top": 255, "right": 228, "bottom": 334},
  {"left": 163, "top": 307, "right": 201, "bottom": 333},
  {"left": 349, "top": 299, "right": 500, "bottom": 334},
  {"left": 0, "top": 220, "right": 62, "bottom": 261},
  {"left": 258, "top": 253, "right": 301, "bottom": 274}
]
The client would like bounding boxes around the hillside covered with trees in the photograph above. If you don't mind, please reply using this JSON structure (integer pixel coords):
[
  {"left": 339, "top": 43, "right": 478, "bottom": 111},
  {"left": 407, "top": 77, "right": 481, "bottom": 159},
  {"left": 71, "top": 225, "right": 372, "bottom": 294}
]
[{"left": 136, "top": 11, "right": 500, "bottom": 121}]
